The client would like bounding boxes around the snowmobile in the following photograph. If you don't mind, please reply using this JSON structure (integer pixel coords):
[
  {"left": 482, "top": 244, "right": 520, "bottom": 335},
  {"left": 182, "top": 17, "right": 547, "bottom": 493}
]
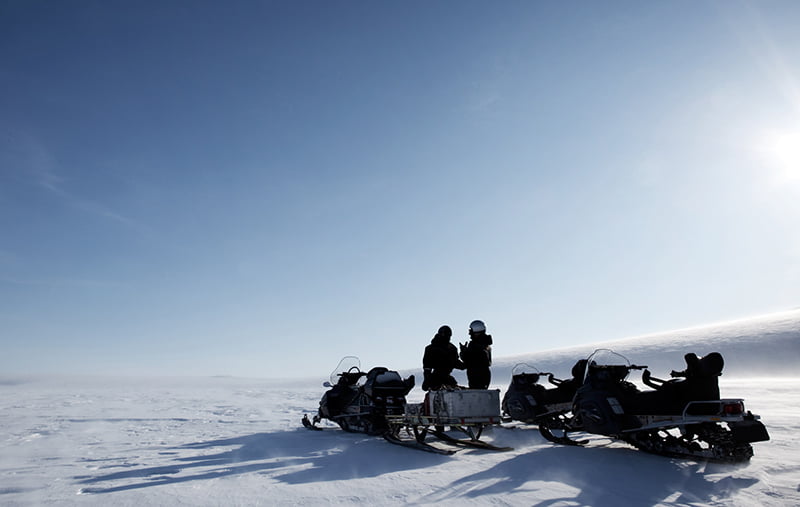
[
  {"left": 501, "top": 361, "right": 586, "bottom": 424},
  {"left": 302, "top": 356, "right": 415, "bottom": 435},
  {"left": 537, "top": 349, "right": 770, "bottom": 462},
  {"left": 303, "top": 357, "right": 512, "bottom": 454}
]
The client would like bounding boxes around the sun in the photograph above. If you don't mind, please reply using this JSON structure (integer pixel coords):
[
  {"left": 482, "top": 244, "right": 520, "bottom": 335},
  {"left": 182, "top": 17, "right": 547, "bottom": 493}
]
[{"left": 755, "top": 127, "right": 800, "bottom": 185}]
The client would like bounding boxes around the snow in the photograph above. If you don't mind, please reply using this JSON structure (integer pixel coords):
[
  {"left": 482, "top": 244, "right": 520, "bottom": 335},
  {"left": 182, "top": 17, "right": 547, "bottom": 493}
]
[{"left": 1, "top": 310, "right": 799, "bottom": 506}]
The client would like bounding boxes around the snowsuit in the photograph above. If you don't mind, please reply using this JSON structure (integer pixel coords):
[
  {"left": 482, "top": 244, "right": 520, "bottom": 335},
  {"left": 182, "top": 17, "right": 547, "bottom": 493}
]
[
  {"left": 669, "top": 352, "right": 723, "bottom": 402},
  {"left": 460, "top": 332, "right": 492, "bottom": 389},
  {"left": 422, "top": 332, "right": 464, "bottom": 391}
]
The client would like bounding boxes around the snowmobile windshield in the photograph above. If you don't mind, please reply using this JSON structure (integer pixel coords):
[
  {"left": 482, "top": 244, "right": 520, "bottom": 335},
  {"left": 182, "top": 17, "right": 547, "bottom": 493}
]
[
  {"left": 511, "top": 363, "right": 541, "bottom": 376},
  {"left": 584, "top": 349, "right": 631, "bottom": 382},
  {"left": 330, "top": 356, "right": 362, "bottom": 386}
]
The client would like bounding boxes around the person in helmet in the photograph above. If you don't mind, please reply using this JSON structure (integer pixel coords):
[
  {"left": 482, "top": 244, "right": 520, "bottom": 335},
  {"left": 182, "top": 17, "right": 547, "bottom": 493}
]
[
  {"left": 422, "top": 325, "right": 465, "bottom": 391},
  {"left": 460, "top": 320, "right": 493, "bottom": 389}
]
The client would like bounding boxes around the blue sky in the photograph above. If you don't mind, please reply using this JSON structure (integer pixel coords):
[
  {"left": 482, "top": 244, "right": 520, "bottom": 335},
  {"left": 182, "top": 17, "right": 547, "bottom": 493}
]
[{"left": 2, "top": 1, "right": 799, "bottom": 378}]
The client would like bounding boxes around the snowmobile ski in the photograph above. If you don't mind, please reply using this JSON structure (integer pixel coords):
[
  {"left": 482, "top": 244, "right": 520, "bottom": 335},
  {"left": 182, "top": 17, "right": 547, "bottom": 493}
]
[
  {"left": 382, "top": 431, "right": 457, "bottom": 455},
  {"left": 431, "top": 430, "right": 513, "bottom": 451},
  {"left": 537, "top": 411, "right": 587, "bottom": 446},
  {"left": 301, "top": 414, "right": 324, "bottom": 430}
]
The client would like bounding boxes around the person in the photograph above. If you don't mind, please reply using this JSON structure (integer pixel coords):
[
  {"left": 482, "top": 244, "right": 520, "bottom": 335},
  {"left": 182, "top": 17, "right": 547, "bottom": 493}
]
[
  {"left": 422, "top": 325, "right": 464, "bottom": 391},
  {"left": 640, "top": 352, "right": 724, "bottom": 412},
  {"left": 670, "top": 352, "right": 723, "bottom": 401},
  {"left": 459, "top": 320, "right": 493, "bottom": 389}
]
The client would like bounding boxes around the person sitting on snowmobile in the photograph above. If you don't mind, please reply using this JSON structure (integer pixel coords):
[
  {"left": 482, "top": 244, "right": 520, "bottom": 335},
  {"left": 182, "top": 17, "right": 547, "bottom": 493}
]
[
  {"left": 422, "top": 325, "right": 465, "bottom": 390},
  {"left": 459, "top": 320, "right": 493, "bottom": 389},
  {"left": 670, "top": 352, "right": 723, "bottom": 401},
  {"left": 642, "top": 352, "right": 724, "bottom": 408}
]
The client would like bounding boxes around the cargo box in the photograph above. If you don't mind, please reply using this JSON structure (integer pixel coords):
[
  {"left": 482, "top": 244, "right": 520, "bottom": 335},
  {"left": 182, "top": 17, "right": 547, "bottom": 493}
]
[{"left": 427, "top": 389, "right": 501, "bottom": 421}]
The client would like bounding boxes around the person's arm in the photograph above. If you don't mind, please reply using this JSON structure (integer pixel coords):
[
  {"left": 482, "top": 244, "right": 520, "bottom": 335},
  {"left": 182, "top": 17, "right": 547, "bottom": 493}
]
[{"left": 643, "top": 369, "right": 666, "bottom": 388}]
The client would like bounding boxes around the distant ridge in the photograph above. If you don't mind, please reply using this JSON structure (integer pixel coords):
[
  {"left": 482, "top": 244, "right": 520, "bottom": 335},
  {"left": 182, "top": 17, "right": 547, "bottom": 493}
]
[{"left": 492, "top": 309, "right": 800, "bottom": 381}]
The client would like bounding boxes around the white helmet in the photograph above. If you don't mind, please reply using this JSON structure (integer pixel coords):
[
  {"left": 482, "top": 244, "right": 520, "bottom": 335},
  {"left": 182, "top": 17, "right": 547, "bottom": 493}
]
[{"left": 469, "top": 320, "right": 486, "bottom": 334}]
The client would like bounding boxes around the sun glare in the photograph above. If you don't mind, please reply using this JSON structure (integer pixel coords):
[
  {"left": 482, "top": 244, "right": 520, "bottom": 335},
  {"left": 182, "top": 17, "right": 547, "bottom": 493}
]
[{"left": 755, "top": 127, "right": 800, "bottom": 185}]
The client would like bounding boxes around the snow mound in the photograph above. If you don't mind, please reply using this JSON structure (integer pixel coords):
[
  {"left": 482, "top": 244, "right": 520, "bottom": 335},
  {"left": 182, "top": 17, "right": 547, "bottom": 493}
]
[{"left": 491, "top": 309, "right": 800, "bottom": 383}]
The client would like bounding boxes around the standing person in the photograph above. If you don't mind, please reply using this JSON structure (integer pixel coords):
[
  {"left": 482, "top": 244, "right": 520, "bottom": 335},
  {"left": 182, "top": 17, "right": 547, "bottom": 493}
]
[
  {"left": 422, "top": 325, "right": 465, "bottom": 391},
  {"left": 460, "top": 320, "right": 493, "bottom": 389}
]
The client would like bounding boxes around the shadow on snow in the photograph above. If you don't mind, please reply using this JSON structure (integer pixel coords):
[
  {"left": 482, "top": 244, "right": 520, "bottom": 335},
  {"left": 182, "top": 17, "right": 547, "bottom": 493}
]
[
  {"left": 75, "top": 427, "right": 759, "bottom": 502},
  {"left": 422, "top": 441, "right": 758, "bottom": 506},
  {"left": 74, "top": 428, "right": 449, "bottom": 494}
]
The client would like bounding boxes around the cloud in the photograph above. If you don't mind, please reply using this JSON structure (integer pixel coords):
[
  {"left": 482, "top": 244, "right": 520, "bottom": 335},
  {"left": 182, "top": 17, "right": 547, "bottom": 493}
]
[
  {"left": 1, "top": 128, "right": 59, "bottom": 190},
  {"left": 0, "top": 274, "right": 126, "bottom": 289},
  {"left": 5, "top": 128, "right": 141, "bottom": 228},
  {"left": 465, "top": 84, "right": 502, "bottom": 113}
]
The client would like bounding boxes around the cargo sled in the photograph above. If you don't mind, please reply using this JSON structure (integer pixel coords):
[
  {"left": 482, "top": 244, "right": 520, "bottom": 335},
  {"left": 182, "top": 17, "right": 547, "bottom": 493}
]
[{"left": 383, "top": 388, "right": 512, "bottom": 454}]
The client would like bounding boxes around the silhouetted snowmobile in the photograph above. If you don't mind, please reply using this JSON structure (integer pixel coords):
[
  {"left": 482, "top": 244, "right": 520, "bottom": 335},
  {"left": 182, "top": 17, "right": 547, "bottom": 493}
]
[
  {"left": 303, "top": 357, "right": 512, "bottom": 454},
  {"left": 302, "top": 356, "right": 415, "bottom": 435},
  {"left": 537, "top": 349, "right": 770, "bottom": 462},
  {"left": 501, "top": 361, "right": 586, "bottom": 424}
]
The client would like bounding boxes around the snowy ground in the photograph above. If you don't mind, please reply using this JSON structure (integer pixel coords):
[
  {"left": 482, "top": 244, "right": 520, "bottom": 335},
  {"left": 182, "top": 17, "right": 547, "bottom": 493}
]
[{"left": 2, "top": 312, "right": 799, "bottom": 506}]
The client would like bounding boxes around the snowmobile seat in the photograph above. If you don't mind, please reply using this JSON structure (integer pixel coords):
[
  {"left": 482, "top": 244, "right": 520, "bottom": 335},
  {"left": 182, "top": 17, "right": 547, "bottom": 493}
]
[
  {"left": 544, "top": 378, "right": 581, "bottom": 405},
  {"left": 364, "top": 367, "right": 413, "bottom": 397}
]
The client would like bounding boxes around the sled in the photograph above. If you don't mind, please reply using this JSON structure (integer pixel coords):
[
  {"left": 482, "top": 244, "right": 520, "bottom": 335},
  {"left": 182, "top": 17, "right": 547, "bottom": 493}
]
[{"left": 383, "top": 389, "right": 512, "bottom": 454}]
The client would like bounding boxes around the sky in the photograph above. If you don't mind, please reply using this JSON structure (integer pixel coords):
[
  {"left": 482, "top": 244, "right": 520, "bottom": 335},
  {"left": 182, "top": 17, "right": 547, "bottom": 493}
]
[{"left": 1, "top": 1, "right": 799, "bottom": 378}]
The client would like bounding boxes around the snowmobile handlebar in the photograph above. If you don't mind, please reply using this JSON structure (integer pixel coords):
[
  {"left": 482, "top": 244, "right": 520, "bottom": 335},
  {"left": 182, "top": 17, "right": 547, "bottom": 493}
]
[
  {"left": 337, "top": 371, "right": 367, "bottom": 379},
  {"left": 337, "top": 371, "right": 367, "bottom": 376},
  {"left": 545, "top": 373, "right": 569, "bottom": 386},
  {"left": 335, "top": 368, "right": 367, "bottom": 385}
]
